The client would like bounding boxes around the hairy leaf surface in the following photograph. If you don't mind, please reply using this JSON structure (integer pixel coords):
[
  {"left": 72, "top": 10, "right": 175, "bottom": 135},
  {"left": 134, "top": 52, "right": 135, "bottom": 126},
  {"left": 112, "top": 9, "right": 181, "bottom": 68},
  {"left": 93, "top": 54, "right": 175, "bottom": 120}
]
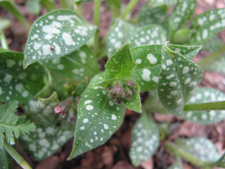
[
  {"left": 43, "top": 45, "right": 100, "bottom": 80},
  {"left": 24, "top": 9, "right": 96, "bottom": 67},
  {"left": 105, "top": 44, "right": 136, "bottom": 79},
  {"left": 128, "top": 25, "right": 167, "bottom": 48},
  {"left": 189, "top": 8, "right": 225, "bottom": 44},
  {"left": 158, "top": 43, "right": 202, "bottom": 115},
  {"left": 106, "top": 19, "right": 138, "bottom": 58},
  {"left": 20, "top": 123, "right": 73, "bottom": 160},
  {"left": 68, "top": 73, "right": 126, "bottom": 159},
  {"left": 129, "top": 112, "right": 159, "bottom": 166},
  {"left": 0, "top": 51, "right": 46, "bottom": 103}
]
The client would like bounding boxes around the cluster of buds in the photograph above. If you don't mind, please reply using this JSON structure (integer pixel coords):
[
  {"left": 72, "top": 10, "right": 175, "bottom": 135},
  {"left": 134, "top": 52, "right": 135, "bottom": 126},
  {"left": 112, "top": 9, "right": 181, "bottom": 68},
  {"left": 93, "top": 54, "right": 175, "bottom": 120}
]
[{"left": 107, "top": 78, "right": 136, "bottom": 105}]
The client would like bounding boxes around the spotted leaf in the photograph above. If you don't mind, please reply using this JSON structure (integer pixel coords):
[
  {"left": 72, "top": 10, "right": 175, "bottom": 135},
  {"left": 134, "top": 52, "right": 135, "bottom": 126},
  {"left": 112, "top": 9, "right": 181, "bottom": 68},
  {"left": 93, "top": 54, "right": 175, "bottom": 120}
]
[
  {"left": 200, "top": 53, "right": 225, "bottom": 74},
  {"left": 129, "top": 111, "right": 159, "bottom": 166},
  {"left": 176, "top": 137, "right": 220, "bottom": 163},
  {"left": 68, "top": 73, "right": 126, "bottom": 159},
  {"left": 189, "top": 8, "right": 225, "bottom": 44},
  {"left": 24, "top": 9, "right": 96, "bottom": 68},
  {"left": 105, "top": 44, "right": 136, "bottom": 79},
  {"left": 106, "top": 19, "right": 138, "bottom": 58},
  {"left": 202, "top": 36, "right": 224, "bottom": 53},
  {"left": 158, "top": 43, "right": 203, "bottom": 115},
  {"left": 131, "top": 44, "right": 202, "bottom": 91},
  {"left": 0, "top": 51, "right": 46, "bottom": 103},
  {"left": 180, "top": 88, "right": 225, "bottom": 124},
  {"left": 43, "top": 45, "right": 100, "bottom": 80},
  {"left": 20, "top": 123, "right": 73, "bottom": 160},
  {"left": 138, "top": 4, "right": 169, "bottom": 32},
  {"left": 170, "top": 0, "right": 196, "bottom": 39},
  {"left": 23, "top": 92, "right": 59, "bottom": 124},
  {"left": 128, "top": 25, "right": 167, "bottom": 48}
]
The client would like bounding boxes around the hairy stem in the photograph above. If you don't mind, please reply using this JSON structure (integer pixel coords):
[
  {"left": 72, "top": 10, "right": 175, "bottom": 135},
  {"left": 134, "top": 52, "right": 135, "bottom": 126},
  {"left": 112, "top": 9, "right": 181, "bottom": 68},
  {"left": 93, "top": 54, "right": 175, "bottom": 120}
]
[
  {"left": 3, "top": 141, "right": 32, "bottom": 169},
  {"left": 0, "top": 33, "right": 9, "bottom": 49},
  {"left": 94, "top": 0, "right": 101, "bottom": 55},
  {"left": 120, "top": 0, "right": 139, "bottom": 20},
  {"left": 184, "top": 101, "right": 225, "bottom": 111}
]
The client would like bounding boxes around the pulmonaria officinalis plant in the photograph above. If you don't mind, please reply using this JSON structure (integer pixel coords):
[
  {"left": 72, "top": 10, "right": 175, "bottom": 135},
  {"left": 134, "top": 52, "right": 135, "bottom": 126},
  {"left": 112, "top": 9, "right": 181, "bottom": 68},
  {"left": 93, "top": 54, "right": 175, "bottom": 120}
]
[{"left": 1, "top": 0, "right": 225, "bottom": 168}]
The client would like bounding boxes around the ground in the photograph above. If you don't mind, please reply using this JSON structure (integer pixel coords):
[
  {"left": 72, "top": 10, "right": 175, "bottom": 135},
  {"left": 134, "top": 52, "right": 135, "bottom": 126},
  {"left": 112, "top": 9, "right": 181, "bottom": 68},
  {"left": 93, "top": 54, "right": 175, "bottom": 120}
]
[{"left": 1, "top": 0, "right": 225, "bottom": 168}]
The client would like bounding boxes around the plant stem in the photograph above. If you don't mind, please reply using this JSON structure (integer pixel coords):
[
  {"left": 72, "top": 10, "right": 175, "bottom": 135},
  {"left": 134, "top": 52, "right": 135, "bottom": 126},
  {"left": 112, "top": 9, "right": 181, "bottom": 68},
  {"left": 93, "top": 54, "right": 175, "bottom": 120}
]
[
  {"left": 93, "top": 0, "right": 101, "bottom": 55},
  {"left": 3, "top": 142, "right": 32, "bottom": 169},
  {"left": 120, "top": 0, "right": 139, "bottom": 20},
  {"left": 184, "top": 101, "right": 225, "bottom": 111},
  {"left": 165, "top": 142, "right": 212, "bottom": 167},
  {"left": 0, "top": 33, "right": 9, "bottom": 49},
  {"left": 197, "top": 45, "right": 225, "bottom": 66}
]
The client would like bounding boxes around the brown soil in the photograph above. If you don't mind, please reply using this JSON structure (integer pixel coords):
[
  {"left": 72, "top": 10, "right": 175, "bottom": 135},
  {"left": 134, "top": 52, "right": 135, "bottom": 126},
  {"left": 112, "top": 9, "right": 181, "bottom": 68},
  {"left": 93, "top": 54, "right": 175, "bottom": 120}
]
[{"left": 1, "top": 0, "right": 225, "bottom": 169}]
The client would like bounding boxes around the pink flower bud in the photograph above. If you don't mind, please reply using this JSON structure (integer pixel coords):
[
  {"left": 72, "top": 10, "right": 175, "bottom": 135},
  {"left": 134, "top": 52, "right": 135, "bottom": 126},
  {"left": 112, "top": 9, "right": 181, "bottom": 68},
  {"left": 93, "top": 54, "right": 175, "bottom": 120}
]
[
  {"left": 124, "top": 87, "right": 132, "bottom": 100},
  {"left": 54, "top": 106, "right": 63, "bottom": 114},
  {"left": 112, "top": 80, "right": 123, "bottom": 97}
]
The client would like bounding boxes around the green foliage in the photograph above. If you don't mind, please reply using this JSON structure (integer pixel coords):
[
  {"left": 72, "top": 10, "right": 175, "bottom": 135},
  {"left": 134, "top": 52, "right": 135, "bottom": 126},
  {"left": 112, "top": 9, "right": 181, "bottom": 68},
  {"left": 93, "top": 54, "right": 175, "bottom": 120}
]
[
  {"left": 0, "top": 101, "right": 36, "bottom": 148},
  {"left": 0, "top": 51, "right": 47, "bottom": 103},
  {"left": 2, "top": 0, "right": 225, "bottom": 168},
  {"left": 0, "top": 18, "right": 11, "bottom": 34},
  {"left": 129, "top": 111, "right": 159, "bottom": 166},
  {"left": 158, "top": 43, "right": 203, "bottom": 115},
  {"left": 68, "top": 73, "right": 126, "bottom": 159},
  {"left": 20, "top": 123, "right": 73, "bottom": 160},
  {"left": 24, "top": 10, "right": 97, "bottom": 68}
]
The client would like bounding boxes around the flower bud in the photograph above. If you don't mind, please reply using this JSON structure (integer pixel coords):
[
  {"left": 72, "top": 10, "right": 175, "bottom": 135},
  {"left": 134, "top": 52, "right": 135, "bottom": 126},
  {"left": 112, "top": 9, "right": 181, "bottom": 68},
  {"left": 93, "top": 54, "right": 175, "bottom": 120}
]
[
  {"left": 124, "top": 87, "right": 132, "bottom": 100},
  {"left": 125, "top": 79, "right": 135, "bottom": 87},
  {"left": 109, "top": 90, "right": 116, "bottom": 100},
  {"left": 114, "top": 97, "right": 122, "bottom": 105},
  {"left": 112, "top": 80, "right": 123, "bottom": 97}
]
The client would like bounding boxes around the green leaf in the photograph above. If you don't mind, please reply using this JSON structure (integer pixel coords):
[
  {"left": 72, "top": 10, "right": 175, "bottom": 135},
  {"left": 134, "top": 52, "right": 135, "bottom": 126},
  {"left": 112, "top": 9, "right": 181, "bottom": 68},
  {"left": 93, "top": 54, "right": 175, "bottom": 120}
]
[
  {"left": 40, "top": 0, "right": 56, "bottom": 11},
  {"left": 26, "top": 0, "right": 41, "bottom": 15},
  {"left": 180, "top": 88, "right": 225, "bottom": 124},
  {"left": 0, "top": 0, "right": 30, "bottom": 31},
  {"left": 20, "top": 123, "right": 73, "bottom": 160},
  {"left": 43, "top": 45, "right": 100, "bottom": 80},
  {"left": 131, "top": 44, "right": 202, "bottom": 91},
  {"left": 105, "top": 44, "right": 136, "bottom": 79},
  {"left": 189, "top": 8, "right": 225, "bottom": 44},
  {"left": 150, "top": 0, "right": 177, "bottom": 7},
  {"left": 24, "top": 9, "right": 96, "bottom": 68},
  {"left": 0, "top": 51, "right": 46, "bottom": 103},
  {"left": 68, "top": 73, "right": 126, "bottom": 159},
  {"left": 23, "top": 92, "right": 60, "bottom": 124},
  {"left": 0, "top": 101, "right": 36, "bottom": 148},
  {"left": 0, "top": 18, "right": 11, "bottom": 34},
  {"left": 170, "top": 0, "right": 196, "bottom": 36},
  {"left": 106, "top": 19, "right": 138, "bottom": 58},
  {"left": 158, "top": 43, "right": 203, "bottom": 115},
  {"left": 128, "top": 25, "right": 167, "bottom": 48},
  {"left": 129, "top": 111, "right": 159, "bottom": 166},
  {"left": 202, "top": 36, "right": 224, "bottom": 53},
  {"left": 176, "top": 137, "right": 220, "bottom": 162},
  {"left": 200, "top": 53, "right": 225, "bottom": 74},
  {"left": 138, "top": 4, "right": 169, "bottom": 33},
  {"left": 123, "top": 80, "right": 141, "bottom": 113}
]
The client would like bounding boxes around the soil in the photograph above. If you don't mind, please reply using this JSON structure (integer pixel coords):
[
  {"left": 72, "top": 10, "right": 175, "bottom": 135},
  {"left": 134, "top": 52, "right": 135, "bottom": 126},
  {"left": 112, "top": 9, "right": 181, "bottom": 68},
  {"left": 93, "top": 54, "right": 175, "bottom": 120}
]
[{"left": 1, "top": 0, "right": 225, "bottom": 169}]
